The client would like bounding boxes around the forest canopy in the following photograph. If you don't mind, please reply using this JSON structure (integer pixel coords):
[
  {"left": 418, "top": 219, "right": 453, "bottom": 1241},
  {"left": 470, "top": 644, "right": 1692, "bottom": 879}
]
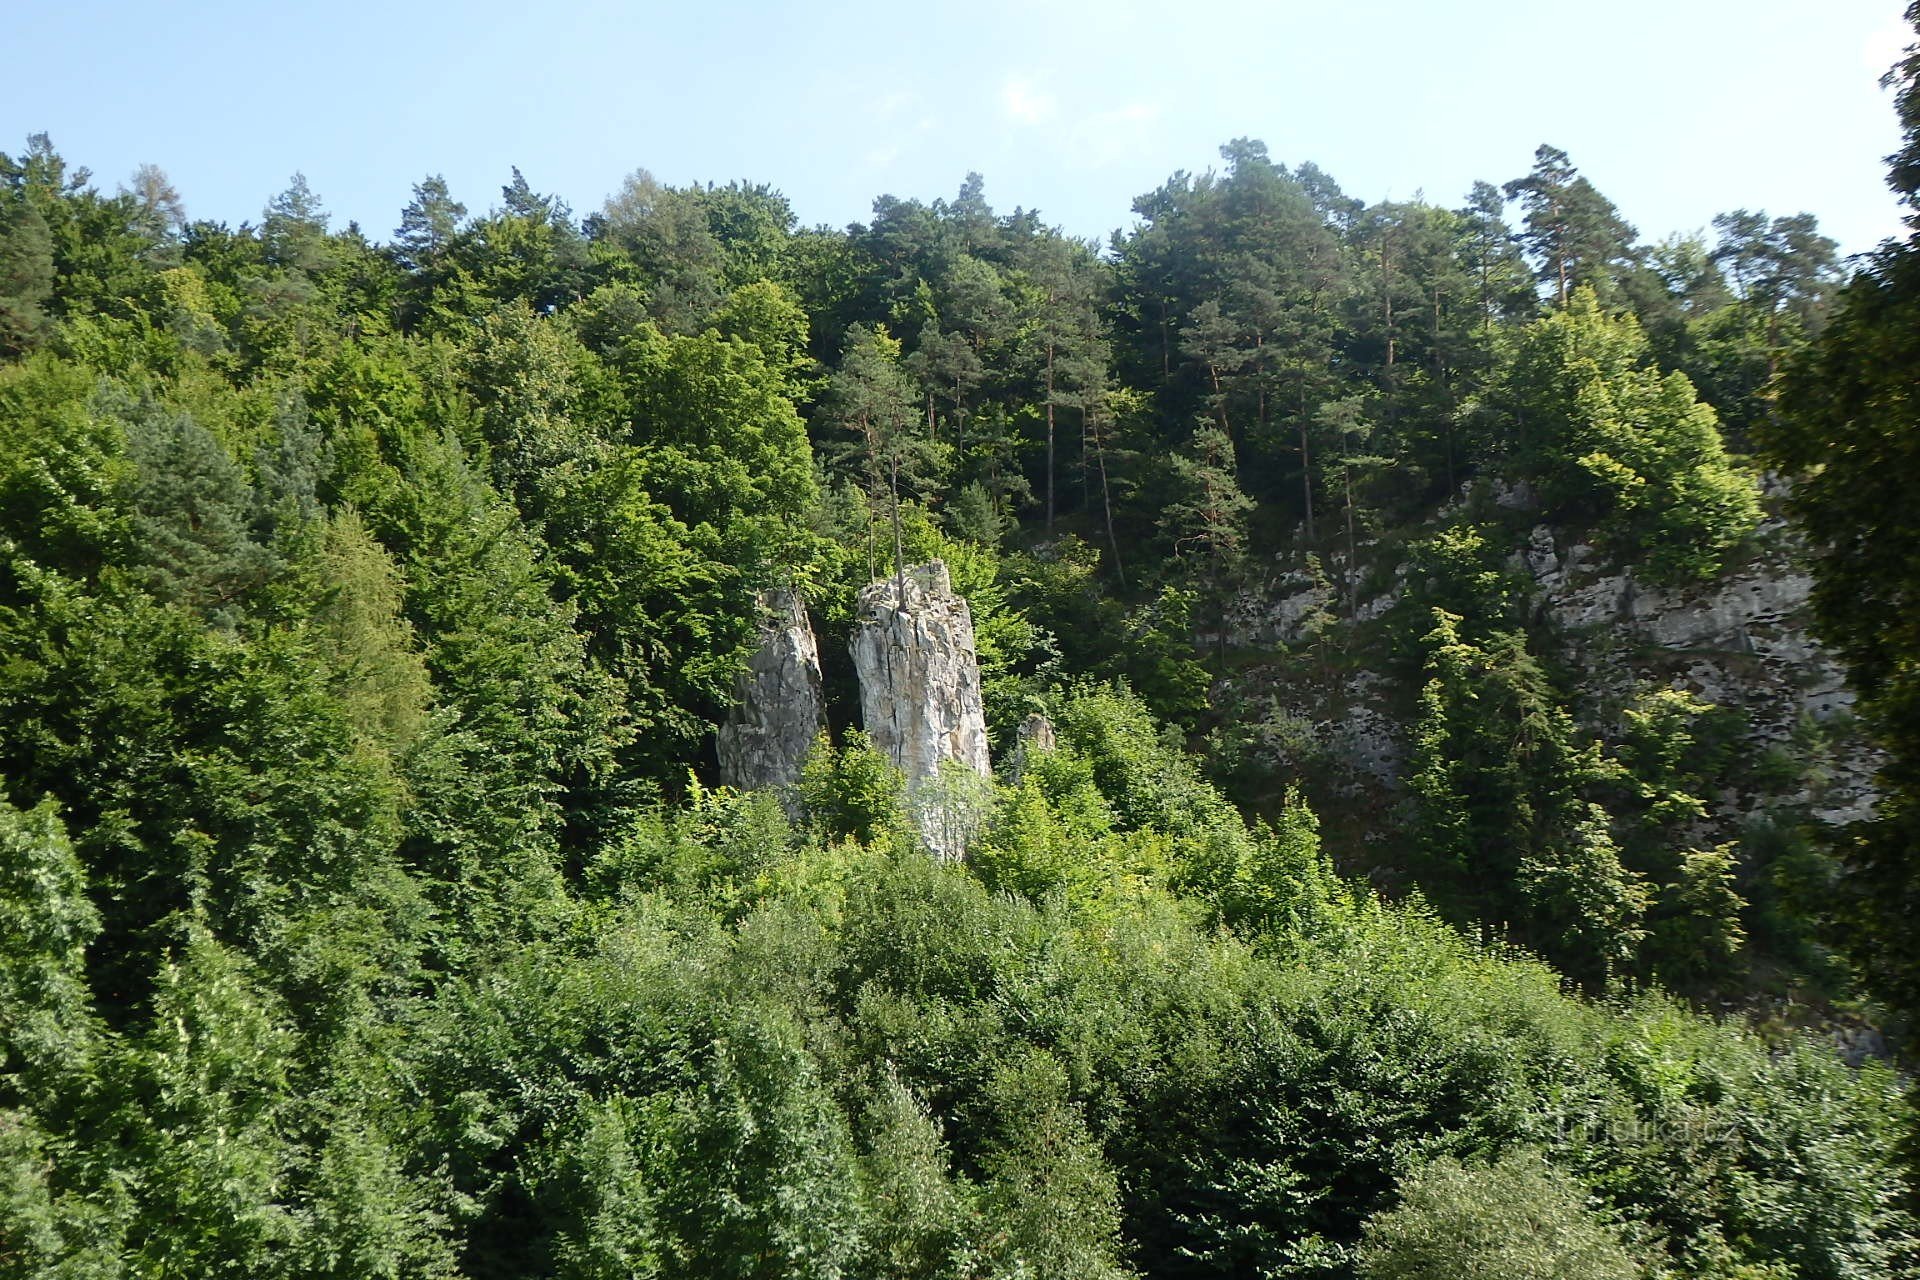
[{"left": 0, "top": 90, "right": 1915, "bottom": 1280}]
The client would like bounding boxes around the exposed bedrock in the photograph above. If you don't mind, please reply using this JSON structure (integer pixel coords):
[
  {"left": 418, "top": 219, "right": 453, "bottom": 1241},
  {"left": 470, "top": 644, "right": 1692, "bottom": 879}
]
[{"left": 717, "top": 588, "right": 826, "bottom": 793}]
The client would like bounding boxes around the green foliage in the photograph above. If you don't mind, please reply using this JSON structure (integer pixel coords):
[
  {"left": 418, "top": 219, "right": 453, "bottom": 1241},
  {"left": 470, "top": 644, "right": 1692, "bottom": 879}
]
[
  {"left": 1611, "top": 687, "right": 1748, "bottom": 988},
  {"left": 1770, "top": 47, "right": 1920, "bottom": 1026},
  {"left": 824, "top": 323, "right": 948, "bottom": 581},
  {"left": 1204, "top": 790, "right": 1345, "bottom": 941},
  {"left": 0, "top": 798, "right": 98, "bottom": 1106},
  {"left": 851, "top": 1073, "right": 978, "bottom": 1280},
  {"left": 118, "top": 388, "right": 281, "bottom": 625},
  {"left": 308, "top": 509, "right": 432, "bottom": 753},
  {"left": 0, "top": 130, "right": 1907, "bottom": 1280},
  {"left": 585, "top": 782, "right": 795, "bottom": 915},
  {"left": 0, "top": 176, "right": 56, "bottom": 357},
  {"left": 797, "top": 731, "right": 907, "bottom": 847},
  {"left": 1358, "top": 1149, "right": 1643, "bottom": 1280},
  {"left": 1397, "top": 519, "right": 1530, "bottom": 644},
  {"left": 710, "top": 279, "right": 816, "bottom": 401},
  {"left": 651, "top": 1011, "right": 863, "bottom": 1278},
  {"left": 1161, "top": 423, "right": 1253, "bottom": 572},
  {"left": 0, "top": 576, "right": 421, "bottom": 1016},
  {"left": 976, "top": 1046, "right": 1129, "bottom": 1280},
  {"left": 0, "top": 355, "right": 133, "bottom": 579},
  {"left": 127, "top": 924, "right": 302, "bottom": 1273},
  {"left": 1489, "top": 290, "right": 1760, "bottom": 583},
  {"left": 1502, "top": 145, "right": 1639, "bottom": 309},
  {"left": 1051, "top": 681, "right": 1229, "bottom": 837},
  {"left": 1411, "top": 610, "right": 1647, "bottom": 986},
  {"left": 1005, "top": 541, "right": 1209, "bottom": 726},
  {"left": 972, "top": 756, "right": 1135, "bottom": 910}
]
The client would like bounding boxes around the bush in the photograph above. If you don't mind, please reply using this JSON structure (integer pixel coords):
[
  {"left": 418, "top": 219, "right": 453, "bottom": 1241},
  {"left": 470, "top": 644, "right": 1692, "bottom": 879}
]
[{"left": 1358, "top": 1149, "right": 1643, "bottom": 1280}]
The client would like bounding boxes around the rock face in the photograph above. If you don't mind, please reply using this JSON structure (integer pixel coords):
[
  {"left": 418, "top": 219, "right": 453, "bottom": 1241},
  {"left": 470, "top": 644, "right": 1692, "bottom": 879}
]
[
  {"left": 1215, "top": 484, "right": 1875, "bottom": 828},
  {"left": 717, "top": 589, "right": 826, "bottom": 792},
  {"left": 1009, "top": 712, "right": 1057, "bottom": 782},
  {"left": 1016, "top": 712, "right": 1057, "bottom": 756},
  {"left": 1518, "top": 517, "right": 1876, "bottom": 825},
  {"left": 850, "top": 561, "right": 992, "bottom": 782}
]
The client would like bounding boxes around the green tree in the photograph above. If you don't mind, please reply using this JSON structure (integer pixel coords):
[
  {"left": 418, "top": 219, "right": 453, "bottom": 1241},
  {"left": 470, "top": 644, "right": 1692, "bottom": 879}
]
[
  {"left": 649, "top": 1013, "right": 862, "bottom": 1279},
  {"left": 1488, "top": 289, "right": 1759, "bottom": 583},
  {"left": 0, "top": 797, "right": 99, "bottom": 1110},
  {"left": 0, "top": 191, "right": 55, "bottom": 356},
  {"left": 444, "top": 168, "right": 591, "bottom": 316},
  {"left": 1768, "top": 0, "right": 1920, "bottom": 1036},
  {"left": 393, "top": 174, "right": 467, "bottom": 270},
  {"left": 261, "top": 171, "right": 333, "bottom": 276},
  {"left": 1502, "top": 145, "right": 1639, "bottom": 307},
  {"left": 852, "top": 1073, "right": 978, "bottom": 1280},
  {"left": 1410, "top": 611, "right": 1647, "bottom": 986},
  {"left": 797, "top": 730, "right": 907, "bottom": 847},
  {"left": 1611, "top": 687, "right": 1747, "bottom": 987},
  {"left": 1160, "top": 423, "right": 1254, "bottom": 657},
  {"left": 1014, "top": 230, "right": 1108, "bottom": 531},
  {"left": 118, "top": 391, "right": 280, "bottom": 626},
  {"left": 977, "top": 1047, "right": 1129, "bottom": 1280},
  {"left": 594, "top": 167, "right": 728, "bottom": 331},
  {"left": 824, "top": 323, "right": 944, "bottom": 585},
  {"left": 125, "top": 924, "right": 301, "bottom": 1275}
]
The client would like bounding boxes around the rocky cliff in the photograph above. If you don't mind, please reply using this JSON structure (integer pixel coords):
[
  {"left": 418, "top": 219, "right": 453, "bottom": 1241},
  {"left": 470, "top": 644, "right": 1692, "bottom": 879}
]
[
  {"left": 850, "top": 561, "right": 992, "bottom": 781},
  {"left": 850, "top": 561, "right": 993, "bottom": 858},
  {"left": 1215, "top": 484, "right": 1875, "bottom": 833},
  {"left": 717, "top": 589, "right": 826, "bottom": 793}
]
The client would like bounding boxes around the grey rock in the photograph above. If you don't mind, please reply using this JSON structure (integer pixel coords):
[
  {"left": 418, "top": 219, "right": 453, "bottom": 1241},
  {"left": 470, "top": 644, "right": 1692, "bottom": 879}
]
[
  {"left": 1010, "top": 712, "right": 1058, "bottom": 782},
  {"left": 1523, "top": 532, "right": 1877, "bottom": 824},
  {"left": 1326, "top": 671, "right": 1403, "bottom": 790},
  {"left": 1017, "top": 712, "right": 1057, "bottom": 754},
  {"left": 717, "top": 589, "right": 826, "bottom": 792},
  {"left": 851, "top": 562, "right": 992, "bottom": 858},
  {"left": 1491, "top": 476, "right": 1539, "bottom": 511}
]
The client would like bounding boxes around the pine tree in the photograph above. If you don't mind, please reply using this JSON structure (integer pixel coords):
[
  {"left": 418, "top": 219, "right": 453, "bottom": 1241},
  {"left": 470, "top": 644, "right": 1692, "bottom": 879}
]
[
  {"left": 393, "top": 174, "right": 466, "bottom": 270},
  {"left": 119, "top": 394, "right": 280, "bottom": 625},
  {"left": 261, "top": 172, "right": 332, "bottom": 275},
  {"left": 1503, "top": 145, "right": 1639, "bottom": 307},
  {"left": 0, "top": 195, "right": 54, "bottom": 356},
  {"left": 824, "top": 323, "right": 944, "bottom": 585}
]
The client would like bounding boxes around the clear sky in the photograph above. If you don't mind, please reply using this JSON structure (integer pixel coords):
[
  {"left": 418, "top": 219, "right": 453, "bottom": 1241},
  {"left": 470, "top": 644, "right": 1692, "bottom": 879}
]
[{"left": 5, "top": 0, "right": 1911, "bottom": 259}]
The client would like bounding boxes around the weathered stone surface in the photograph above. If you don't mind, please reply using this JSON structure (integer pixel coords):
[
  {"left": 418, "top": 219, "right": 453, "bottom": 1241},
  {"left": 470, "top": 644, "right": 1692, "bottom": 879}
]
[
  {"left": 1009, "top": 712, "right": 1057, "bottom": 782},
  {"left": 1222, "top": 546, "right": 1383, "bottom": 649},
  {"left": 717, "top": 589, "right": 825, "bottom": 792},
  {"left": 1518, "top": 517, "right": 1878, "bottom": 825},
  {"left": 1218, "top": 497, "right": 1877, "bottom": 827},
  {"left": 851, "top": 561, "right": 992, "bottom": 782},
  {"left": 1017, "top": 712, "right": 1057, "bottom": 755},
  {"left": 851, "top": 562, "right": 993, "bottom": 860},
  {"left": 1323, "top": 671, "right": 1403, "bottom": 790}
]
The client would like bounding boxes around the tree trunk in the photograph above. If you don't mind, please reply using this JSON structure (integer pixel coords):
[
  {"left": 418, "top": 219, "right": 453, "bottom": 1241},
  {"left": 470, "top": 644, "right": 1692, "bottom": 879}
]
[
  {"left": 1382, "top": 234, "right": 1396, "bottom": 373},
  {"left": 1045, "top": 335, "right": 1056, "bottom": 533},
  {"left": 1344, "top": 460, "right": 1359, "bottom": 613},
  {"left": 1298, "top": 384, "right": 1316, "bottom": 542},
  {"left": 1091, "top": 407, "right": 1125, "bottom": 588},
  {"left": 888, "top": 451, "right": 906, "bottom": 600}
]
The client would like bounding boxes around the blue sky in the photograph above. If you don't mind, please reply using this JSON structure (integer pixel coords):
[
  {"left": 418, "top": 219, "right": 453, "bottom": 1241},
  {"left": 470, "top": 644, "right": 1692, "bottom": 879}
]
[{"left": 6, "top": 0, "right": 1911, "bottom": 258}]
